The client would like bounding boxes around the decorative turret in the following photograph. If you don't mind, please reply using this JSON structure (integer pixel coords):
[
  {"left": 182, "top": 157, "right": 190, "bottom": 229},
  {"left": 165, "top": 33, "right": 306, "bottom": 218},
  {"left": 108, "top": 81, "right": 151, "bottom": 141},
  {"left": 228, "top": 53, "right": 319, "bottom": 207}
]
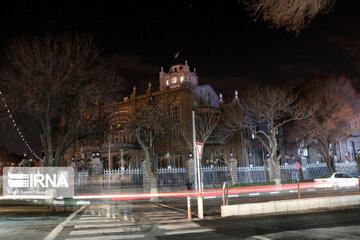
[
  {"left": 219, "top": 93, "right": 224, "bottom": 104},
  {"left": 159, "top": 60, "right": 198, "bottom": 90},
  {"left": 232, "top": 90, "right": 240, "bottom": 104}
]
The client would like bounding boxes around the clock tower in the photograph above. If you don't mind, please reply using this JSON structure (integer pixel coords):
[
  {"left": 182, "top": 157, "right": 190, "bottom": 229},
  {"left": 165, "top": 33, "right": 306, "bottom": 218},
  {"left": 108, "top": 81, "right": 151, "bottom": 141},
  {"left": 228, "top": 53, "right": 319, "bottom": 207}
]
[{"left": 159, "top": 60, "right": 198, "bottom": 90}]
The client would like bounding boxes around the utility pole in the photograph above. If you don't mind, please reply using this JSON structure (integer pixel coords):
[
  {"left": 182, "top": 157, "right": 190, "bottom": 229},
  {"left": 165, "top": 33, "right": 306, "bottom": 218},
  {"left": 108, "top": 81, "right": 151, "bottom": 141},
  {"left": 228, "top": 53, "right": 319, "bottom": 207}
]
[{"left": 192, "top": 110, "right": 204, "bottom": 219}]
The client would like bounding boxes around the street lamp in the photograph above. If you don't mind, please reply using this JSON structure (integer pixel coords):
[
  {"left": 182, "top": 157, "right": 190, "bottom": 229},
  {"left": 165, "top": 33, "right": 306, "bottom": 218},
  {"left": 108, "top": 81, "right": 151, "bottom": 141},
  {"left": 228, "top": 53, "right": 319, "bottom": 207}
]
[
  {"left": 96, "top": 150, "right": 100, "bottom": 157},
  {"left": 230, "top": 151, "right": 233, "bottom": 158},
  {"left": 189, "top": 153, "right": 193, "bottom": 158},
  {"left": 71, "top": 155, "right": 75, "bottom": 162}
]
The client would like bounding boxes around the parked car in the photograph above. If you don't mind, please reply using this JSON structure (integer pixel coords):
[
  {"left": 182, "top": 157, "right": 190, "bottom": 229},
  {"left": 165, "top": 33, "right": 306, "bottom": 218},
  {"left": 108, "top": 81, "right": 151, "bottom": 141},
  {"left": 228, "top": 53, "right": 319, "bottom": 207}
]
[{"left": 314, "top": 172, "right": 359, "bottom": 189}]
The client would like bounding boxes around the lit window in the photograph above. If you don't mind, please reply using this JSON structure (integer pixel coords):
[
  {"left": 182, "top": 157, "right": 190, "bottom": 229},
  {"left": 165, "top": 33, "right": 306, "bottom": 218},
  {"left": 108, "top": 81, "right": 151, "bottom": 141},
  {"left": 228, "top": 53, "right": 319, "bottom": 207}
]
[{"left": 180, "top": 75, "right": 184, "bottom": 82}]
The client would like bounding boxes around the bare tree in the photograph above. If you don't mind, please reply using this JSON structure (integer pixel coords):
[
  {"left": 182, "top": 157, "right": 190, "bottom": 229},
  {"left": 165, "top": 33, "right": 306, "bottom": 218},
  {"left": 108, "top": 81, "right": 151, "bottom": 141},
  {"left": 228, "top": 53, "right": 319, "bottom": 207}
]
[
  {"left": 243, "top": 0, "right": 336, "bottom": 33},
  {"left": 224, "top": 85, "right": 313, "bottom": 185},
  {"left": 126, "top": 104, "right": 171, "bottom": 197},
  {"left": 180, "top": 106, "right": 221, "bottom": 156},
  {"left": 0, "top": 32, "right": 122, "bottom": 166},
  {"left": 180, "top": 106, "right": 220, "bottom": 187},
  {"left": 295, "top": 76, "right": 358, "bottom": 173}
]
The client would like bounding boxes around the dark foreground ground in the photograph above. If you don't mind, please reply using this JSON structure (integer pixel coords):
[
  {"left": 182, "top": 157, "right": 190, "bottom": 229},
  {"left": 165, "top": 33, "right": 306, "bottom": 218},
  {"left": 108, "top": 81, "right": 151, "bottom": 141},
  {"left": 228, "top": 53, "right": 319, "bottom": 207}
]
[{"left": 0, "top": 201, "right": 360, "bottom": 240}]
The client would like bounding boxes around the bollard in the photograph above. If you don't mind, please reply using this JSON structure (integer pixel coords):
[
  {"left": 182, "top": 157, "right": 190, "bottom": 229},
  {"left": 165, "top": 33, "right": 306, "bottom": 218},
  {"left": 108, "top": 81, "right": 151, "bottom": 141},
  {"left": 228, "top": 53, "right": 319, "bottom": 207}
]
[
  {"left": 187, "top": 196, "right": 192, "bottom": 220},
  {"left": 297, "top": 179, "right": 301, "bottom": 199}
]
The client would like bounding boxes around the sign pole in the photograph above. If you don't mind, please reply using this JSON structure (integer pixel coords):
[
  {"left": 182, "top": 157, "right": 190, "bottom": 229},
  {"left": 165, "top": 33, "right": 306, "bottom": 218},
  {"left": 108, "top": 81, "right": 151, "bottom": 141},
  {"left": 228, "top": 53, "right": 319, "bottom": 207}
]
[
  {"left": 192, "top": 110, "right": 204, "bottom": 219},
  {"left": 192, "top": 111, "right": 198, "bottom": 191},
  {"left": 295, "top": 162, "right": 301, "bottom": 199}
]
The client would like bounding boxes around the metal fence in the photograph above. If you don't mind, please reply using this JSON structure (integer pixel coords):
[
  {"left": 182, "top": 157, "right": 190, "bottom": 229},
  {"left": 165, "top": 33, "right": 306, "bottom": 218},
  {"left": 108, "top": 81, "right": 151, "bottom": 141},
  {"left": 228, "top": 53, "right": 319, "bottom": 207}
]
[
  {"left": 280, "top": 164, "right": 301, "bottom": 181},
  {"left": 103, "top": 168, "right": 143, "bottom": 188},
  {"left": 71, "top": 162, "right": 359, "bottom": 189},
  {"left": 202, "top": 166, "right": 228, "bottom": 186},
  {"left": 335, "top": 162, "right": 358, "bottom": 177},
  {"left": 157, "top": 167, "right": 186, "bottom": 187},
  {"left": 238, "top": 166, "right": 266, "bottom": 183},
  {"left": 302, "top": 163, "right": 329, "bottom": 180}
]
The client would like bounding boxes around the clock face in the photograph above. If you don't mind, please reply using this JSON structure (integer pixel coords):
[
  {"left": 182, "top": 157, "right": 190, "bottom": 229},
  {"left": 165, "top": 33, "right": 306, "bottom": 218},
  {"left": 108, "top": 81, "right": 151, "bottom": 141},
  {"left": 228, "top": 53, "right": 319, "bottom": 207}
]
[{"left": 171, "top": 76, "right": 177, "bottom": 84}]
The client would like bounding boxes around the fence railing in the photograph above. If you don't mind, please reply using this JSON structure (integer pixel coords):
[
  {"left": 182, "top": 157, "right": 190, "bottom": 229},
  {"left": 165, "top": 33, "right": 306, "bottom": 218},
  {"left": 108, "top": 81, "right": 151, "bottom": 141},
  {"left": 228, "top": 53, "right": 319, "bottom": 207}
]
[
  {"left": 238, "top": 166, "right": 266, "bottom": 183},
  {"left": 157, "top": 167, "right": 186, "bottom": 187},
  {"left": 72, "top": 162, "right": 359, "bottom": 188},
  {"left": 202, "top": 166, "right": 228, "bottom": 186},
  {"left": 103, "top": 168, "right": 143, "bottom": 188}
]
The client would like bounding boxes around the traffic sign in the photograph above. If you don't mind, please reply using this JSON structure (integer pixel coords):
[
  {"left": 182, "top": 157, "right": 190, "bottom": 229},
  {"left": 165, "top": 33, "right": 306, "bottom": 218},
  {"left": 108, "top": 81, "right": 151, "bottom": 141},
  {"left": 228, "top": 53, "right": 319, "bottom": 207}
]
[
  {"left": 295, "top": 162, "right": 301, "bottom": 170},
  {"left": 196, "top": 142, "right": 204, "bottom": 160}
]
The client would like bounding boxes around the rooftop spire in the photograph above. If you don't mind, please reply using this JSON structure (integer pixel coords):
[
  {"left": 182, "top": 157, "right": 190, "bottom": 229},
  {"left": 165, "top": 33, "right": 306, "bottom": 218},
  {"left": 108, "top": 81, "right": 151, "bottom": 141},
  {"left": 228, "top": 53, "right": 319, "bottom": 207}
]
[
  {"left": 232, "top": 90, "right": 240, "bottom": 104},
  {"left": 219, "top": 93, "right": 224, "bottom": 104}
]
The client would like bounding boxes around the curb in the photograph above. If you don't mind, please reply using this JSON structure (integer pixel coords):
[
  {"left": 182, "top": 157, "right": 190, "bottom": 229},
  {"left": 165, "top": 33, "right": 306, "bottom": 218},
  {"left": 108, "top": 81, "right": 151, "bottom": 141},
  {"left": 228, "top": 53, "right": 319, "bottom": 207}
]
[{"left": 221, "top": 194, "right": 360, "bottom": 217}]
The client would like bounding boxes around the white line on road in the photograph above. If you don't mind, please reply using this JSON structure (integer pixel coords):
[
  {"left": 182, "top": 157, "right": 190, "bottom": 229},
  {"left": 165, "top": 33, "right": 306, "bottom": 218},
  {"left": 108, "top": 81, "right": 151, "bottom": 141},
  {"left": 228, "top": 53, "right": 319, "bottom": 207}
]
[
  {"left": 165, "top": 228, "right": 213, "bottom": 235},
  {"left": 141, "top": 211, "right": 181, "bottom": 215},
  {"left": 204, "top": 196, "right": 216, "bottom": 199},
  {"left": 78, "top": 216, "right": 113, "bottom": 220},
  {"left": 228, "top": 194, "right": 238, "bottom": 198},
  {"left": 43, "top": 206, "right": 85, "bottom": 240},
  {"left": 142, "top": 212, "right": 185, "bottom": 217},
  {"left": 149, "top": 216, "right": 186, "bottom": 220},
  {"left": 146, "top": 219, "right": 190, "bottom": 224},
  {"left": 289, "top": 190, "right": 298, "bottom": 193},
  {"left": 251, "top": 235, "right": 272, "bottom": 240},
  {"left": 158, "top": 222, "right": 199, "bottom": 230},
  {"left": 69, "top": 227, "right": 141, "bottom": 235},
  {"left": 269, "top": 191, "right": 280, "bottom": 194},
  {"left": 76, "top": 219, "right": 120, "bottom": 224},
  {"left": 74, "top": 222, "right": 135, "bottom": 229},
  {"left": 306, "top": 189, "right": 316, "bottom": 192},
  {"left": 65, "top": 234, "right": 145, "bottom": 240},
  {"left": 249, "top": 193, "right": 260, "bottom": 196}
]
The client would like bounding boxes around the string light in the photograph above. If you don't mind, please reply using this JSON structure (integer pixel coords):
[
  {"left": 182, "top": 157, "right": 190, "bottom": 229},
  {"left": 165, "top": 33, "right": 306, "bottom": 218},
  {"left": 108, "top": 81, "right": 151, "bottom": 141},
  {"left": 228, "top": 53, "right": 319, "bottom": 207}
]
[{"left": 0, "top": 91, "right": 41, "bottom": 161}]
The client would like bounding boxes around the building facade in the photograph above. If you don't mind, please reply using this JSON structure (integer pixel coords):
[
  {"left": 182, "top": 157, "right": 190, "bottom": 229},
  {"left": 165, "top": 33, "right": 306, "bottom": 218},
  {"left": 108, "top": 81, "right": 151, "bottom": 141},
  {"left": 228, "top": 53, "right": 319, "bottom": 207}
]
[{"left": 65, "top": 61, "right": 360, "bottom": 171}]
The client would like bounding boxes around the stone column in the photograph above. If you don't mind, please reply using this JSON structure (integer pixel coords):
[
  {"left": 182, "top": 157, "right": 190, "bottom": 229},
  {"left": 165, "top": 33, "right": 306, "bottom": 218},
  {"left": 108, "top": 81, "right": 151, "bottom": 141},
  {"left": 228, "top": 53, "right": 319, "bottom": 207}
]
[
  {"left": 91, "top": 157, "right": 103, "bottom": 175},
  {"left": 187, "top": 157, "right": 195, "bottom": 189},
  {"left": 142, "top": 160, "right": 151, "bottom": 192},
  {"left": 228, "top": 158, "right": 238, "bottom": 184}
]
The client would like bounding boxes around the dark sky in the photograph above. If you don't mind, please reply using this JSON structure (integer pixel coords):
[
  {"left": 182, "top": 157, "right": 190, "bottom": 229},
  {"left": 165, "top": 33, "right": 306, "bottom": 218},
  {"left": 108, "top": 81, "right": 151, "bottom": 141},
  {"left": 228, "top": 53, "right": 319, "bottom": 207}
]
[{"left": 0, "top": 0, "right": 360, "bottom": 155}]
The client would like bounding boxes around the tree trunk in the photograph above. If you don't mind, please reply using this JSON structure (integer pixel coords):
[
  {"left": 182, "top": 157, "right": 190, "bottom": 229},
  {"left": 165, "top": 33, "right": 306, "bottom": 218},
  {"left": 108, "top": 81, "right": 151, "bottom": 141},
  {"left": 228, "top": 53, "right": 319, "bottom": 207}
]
[
  {"left": 270, "top": 150, "right": 281, "bottom": 185},
  {"left": 264, "top": 159, "right": 270, "bottom": 182},
  {"left": 136, "top": 130, "right": 158, "bottom": 200}
]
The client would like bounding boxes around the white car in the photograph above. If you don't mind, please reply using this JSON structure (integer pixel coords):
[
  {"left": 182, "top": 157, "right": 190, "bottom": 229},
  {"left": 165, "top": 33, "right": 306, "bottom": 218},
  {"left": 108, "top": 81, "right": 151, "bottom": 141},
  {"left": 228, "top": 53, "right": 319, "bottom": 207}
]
[{"left": 314, "top": 172, "right": 359, "bottom": 189}]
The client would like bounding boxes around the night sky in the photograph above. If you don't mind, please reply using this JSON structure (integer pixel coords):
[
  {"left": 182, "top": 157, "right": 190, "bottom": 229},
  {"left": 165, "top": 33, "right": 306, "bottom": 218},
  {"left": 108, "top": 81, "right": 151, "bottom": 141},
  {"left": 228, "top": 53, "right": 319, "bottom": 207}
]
[{"left": 0, "top": 0, "right": 360, "bottom": 155}]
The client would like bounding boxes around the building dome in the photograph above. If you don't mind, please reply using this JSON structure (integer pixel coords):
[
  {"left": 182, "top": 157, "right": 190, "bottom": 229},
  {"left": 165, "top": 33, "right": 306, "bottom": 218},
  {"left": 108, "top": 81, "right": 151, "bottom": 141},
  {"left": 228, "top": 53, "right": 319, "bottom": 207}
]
[{"left": 159, "top": 61, "right": 198, "bottom": 90}]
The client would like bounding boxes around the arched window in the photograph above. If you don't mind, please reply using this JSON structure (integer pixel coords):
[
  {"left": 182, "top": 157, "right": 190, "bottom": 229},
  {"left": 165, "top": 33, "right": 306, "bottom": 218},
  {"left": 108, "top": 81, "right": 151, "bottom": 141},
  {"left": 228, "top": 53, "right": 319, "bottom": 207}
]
[
  {"left": 174, "top": 150, "right": 183, "bottom": 168},
  {"left": 170, "top": 102, "right": 181, "bottom": 138},
  {"left": 170, "top": 102, "right": 181, "bottom": 122}
]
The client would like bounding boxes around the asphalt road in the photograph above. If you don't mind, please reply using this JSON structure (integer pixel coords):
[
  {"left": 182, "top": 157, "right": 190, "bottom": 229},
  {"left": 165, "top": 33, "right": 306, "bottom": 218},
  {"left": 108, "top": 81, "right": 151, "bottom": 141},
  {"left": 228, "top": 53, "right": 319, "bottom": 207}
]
[
  {"left": 0, "top": 188, "right": 359, "bottom": 240},
  {"left": 0, "top": 204, "right": 73, "bottom": 240},
  {"left": 158, "top": 187, "right": 360, "bottom": 217}
]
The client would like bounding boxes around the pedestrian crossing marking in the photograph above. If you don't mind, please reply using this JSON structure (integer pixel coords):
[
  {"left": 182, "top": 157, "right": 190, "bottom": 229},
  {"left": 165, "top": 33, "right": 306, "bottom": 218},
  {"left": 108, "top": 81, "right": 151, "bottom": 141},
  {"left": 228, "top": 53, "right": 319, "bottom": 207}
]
[
  {"left": 159, "top": 222, "right": 199, "bottom": 230},
  {"left": 65, "top": 234, "right": 145, "bottom": 240},
  {"left": 78, "top": 216, "right": 112, "bottom": 220},
  {"left": 165, "top": 228, "right": 214, "bottom": 235},
  {"left": 76, "top": 219, "right": 121, "bottom": 224},
  {"left": 74, "top": 222, "right": 135, "bottom": 229},
  {"left": 69, "top": 227, "right": 141, "bottom": 236}
]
